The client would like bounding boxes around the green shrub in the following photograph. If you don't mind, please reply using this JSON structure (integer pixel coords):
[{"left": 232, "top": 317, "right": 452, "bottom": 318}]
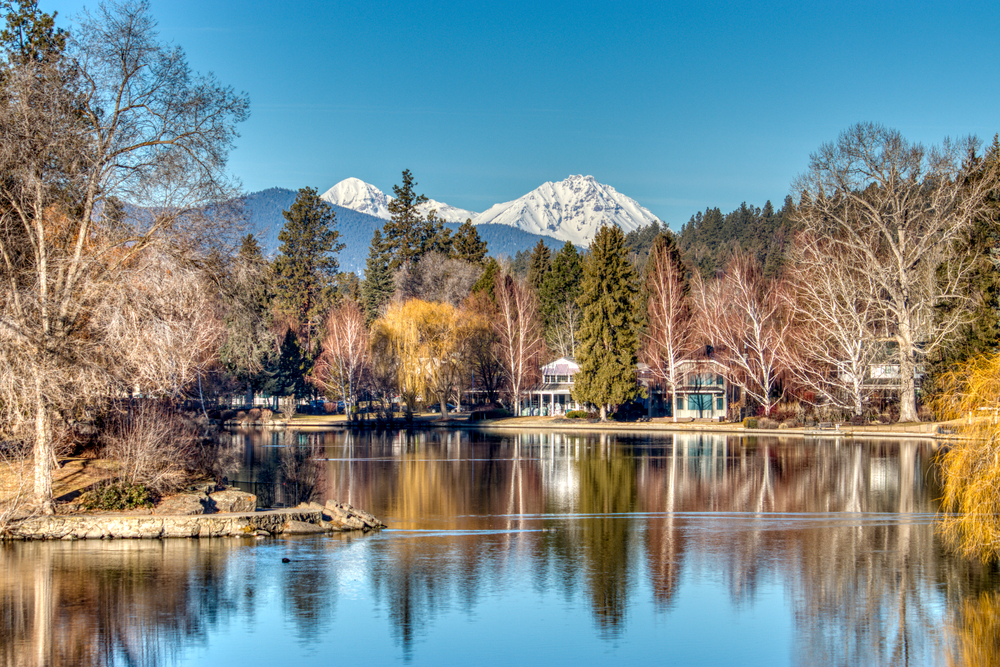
[
  {"left": 81, "top": 482, "right": 155, "bottom": 511},
  {"left": 743, "top": 417, "right": 758, "bottom": 429},
  {"left": 566, "top": 410, "right": 589, "bottom": 419}
]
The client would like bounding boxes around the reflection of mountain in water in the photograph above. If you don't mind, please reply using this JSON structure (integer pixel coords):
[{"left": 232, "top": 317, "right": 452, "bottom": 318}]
[{"left": 2, "top": 430, "right": 998, "bottom": 665}]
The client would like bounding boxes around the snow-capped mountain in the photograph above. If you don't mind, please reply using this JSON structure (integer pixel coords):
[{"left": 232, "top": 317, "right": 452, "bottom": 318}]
[
  {"left": 417, "top": 199, "right": 477, "bottom": 223},
  {"left": 472, "top": 175, "right": 659, "bottom": 246},
  {"left": 321, "top": 174, "right": 659, "bottom": 246},
  {"left": 321, "top": 178, "right": 476, "bottom": 223},
  {"left": 320, "top": 178, "right": 392, "bottom": 219}
]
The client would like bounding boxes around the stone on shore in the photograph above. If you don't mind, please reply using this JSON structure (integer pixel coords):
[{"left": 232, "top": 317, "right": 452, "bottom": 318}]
[
  {"left": 154, "top": 492, "right": 208, "bottom": 516},
  {"left": 282, "top": 519, "right": 326, "bottom": 535},
  {"left": 322, "top": 500, "right": 386, "bottom": 531},
  {"left": 209, "top": 489, "right": 257, "bottom": 513}
]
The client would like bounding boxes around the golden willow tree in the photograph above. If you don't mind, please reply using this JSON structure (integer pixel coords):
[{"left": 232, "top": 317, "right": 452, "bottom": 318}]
[
  {"left": 372, "top": 299, "right": 480, "bottom": 416},
  {"left": 933, "top": 353, "right": 1000, "bottom": 563},
  {"left": 0, "top": 1, "right": 248, "bottom": 512}
]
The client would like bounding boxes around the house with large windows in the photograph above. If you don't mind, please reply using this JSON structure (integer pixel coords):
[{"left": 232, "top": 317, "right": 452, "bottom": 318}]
[
  {"left": 672, "top": 359, "right": 729, "bottom": 420},
  {"left": 527, "top": 357, "right": 581, "bottom": 416}
]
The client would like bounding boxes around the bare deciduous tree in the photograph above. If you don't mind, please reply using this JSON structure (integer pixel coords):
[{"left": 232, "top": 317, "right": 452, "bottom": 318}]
[
  {"left": 493, "top": 271, "right": 543, "bottom": 413},
  {"left": 98, "top": 402, "right": 198, "bottom": 494},
  {"left": 644, "top": 240, "right": 694, "bottom": 421},
  {"left": 394, "top": 252, "right": 482, "bottom": 307},
  {"left": 692, "top": 252, "right": 790, "bottom": 417},
  {"left": 782, "top": 235, "right": 884, "bottom": 417},
  {"left": 546, "top": 301, "right": 581, "bottom": 359},
  {"left": 311, "top": 300, "right": 370, "bottom": 416},
  {"left": 792, "top": 123, "right": 997, "bottom": 422},
  {"left": 0, "top": 0, "right": 248, "bottom": 511},
  {"left": 464, "top": 291, "right": 504, "bottom": 406}
]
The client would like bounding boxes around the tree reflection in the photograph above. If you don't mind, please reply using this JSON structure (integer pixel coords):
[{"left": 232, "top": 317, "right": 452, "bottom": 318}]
[{"left": 5, "top": 430, "right": 1000, "bottom": 665}]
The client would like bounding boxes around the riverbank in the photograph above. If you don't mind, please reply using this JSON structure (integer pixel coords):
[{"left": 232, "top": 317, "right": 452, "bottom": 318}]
[{"left": 273, "top": 412, "right": 957, "bottom": 441}]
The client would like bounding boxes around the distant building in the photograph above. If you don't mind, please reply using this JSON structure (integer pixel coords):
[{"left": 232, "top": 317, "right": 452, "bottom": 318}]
[
  {"left": 670, "top": 359, "right": 729, "bottom": 420},
  {"left": 528, "top": 357, "right": 581, "bottom": 415}
]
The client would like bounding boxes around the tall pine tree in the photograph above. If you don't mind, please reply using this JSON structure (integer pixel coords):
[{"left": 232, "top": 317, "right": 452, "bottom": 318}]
[
  {"left": 572, "top": 225, "right": 642, "bottom": 420},
  {"left": 272, "top": 187, "right": 344, "bottom": 352},
  {"left": 452, "top": 218, "right": 488, "bottom": 264},
  {"left": 384, "top": 169, "right": 434, "bottom": 271},
  {"left": 526, "top": 239, "right": 552, "bottom": 293},
  {"left": 361, "top": 228, "right": 395, "bottom": 324},
  {"left": 538, "top": 241, "right": 583, "bottom": 356}
]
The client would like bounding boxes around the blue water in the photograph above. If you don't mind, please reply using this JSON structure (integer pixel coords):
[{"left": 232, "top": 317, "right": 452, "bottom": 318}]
[{"left": 2, "top": 430, "right": 995, "bottom": 666}]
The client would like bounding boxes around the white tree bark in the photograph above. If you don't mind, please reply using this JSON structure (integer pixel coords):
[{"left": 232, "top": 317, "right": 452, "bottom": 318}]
[{"left": 792, "top": 123, "right": 995, "bottom": 422}]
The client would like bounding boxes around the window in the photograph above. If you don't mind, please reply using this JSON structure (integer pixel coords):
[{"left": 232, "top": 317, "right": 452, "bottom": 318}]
[
  {"left": 716, "top": 374, "right": 724, "bottom": 386},
  {"left": 676, "top": 395, "right": 684, "bottom": 410},
  {"left": 687, "top": 394, "right": 712, "bottom": 411},
  {"left": 716, "top": 396, "right": 724, "bottom": 410}
]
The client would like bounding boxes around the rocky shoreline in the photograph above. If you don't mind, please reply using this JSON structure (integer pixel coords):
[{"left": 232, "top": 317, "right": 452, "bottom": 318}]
[{"left": 4, "top": 493, "right": 386, "bottom": 541}]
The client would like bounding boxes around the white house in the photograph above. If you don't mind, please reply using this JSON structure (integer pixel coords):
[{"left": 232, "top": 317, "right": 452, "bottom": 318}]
[
  {"left": 671, "top": 359, "right": 729, "bottom": 420},
  {"left": 527, "top": 357, "right": 581, "bottom": 416}
]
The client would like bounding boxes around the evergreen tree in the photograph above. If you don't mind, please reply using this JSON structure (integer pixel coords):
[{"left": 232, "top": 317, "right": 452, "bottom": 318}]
[
  {"left": 526, "top": 239, "right": 552, "bottom": 293},
  {"left": 623, "top": 221, "right": 662, "bottom": 271},
  {"left": 361, "top": 228, "right": 395, "bottom": 324},
  {"left": 572, "top": 225, "right": 642, "bottom": 420},
  {"left": 260, "top": 329, "right": 311, "bottom": 410},
  {"left": 0, "top": 0, "right": 66, "bottom": 65},
  {"left": 219, "top": 234, "right": 275, "bottom": 403},
  {"left": 471, "top": 256, "right": 501, "bottom": 303},
  {"left": 272, "top": 187, "right": 344, "bottom": 351},
  {"left": 452, "top": 218, "right": 488, "bottom": 264},
  {"left": 424, "top": 211, "right": 453, "bottom": 256},
  {"left": 925, "top": 135, "right": 1000, "bottom": 394},
  {"left": 384, "top": 169, "right": 434, "bottom": 271},
  {"left": 538, "top": 241, "right": 583, "bottom": 354}
]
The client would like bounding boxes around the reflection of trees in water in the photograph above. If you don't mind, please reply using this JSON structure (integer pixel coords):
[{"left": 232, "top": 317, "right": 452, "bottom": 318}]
[
  {"left": 230, "top": 428, "right": 1000, "bottom": 660},
  {"left": 0, "top": 536, "right": 356, "bottom": 666},
  {"left": 0, "top": 541, "right": 236, "bottom": 666},
  {"left": 948, "top": 590, "right": 1000, "bottom": 667},
  {"left": 575, "top": 438, "right": 636, "bottom": 637}
]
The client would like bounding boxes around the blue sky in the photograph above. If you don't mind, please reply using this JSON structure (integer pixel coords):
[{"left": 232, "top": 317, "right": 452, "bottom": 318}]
[{"left": 44, "top": 0, "right": 1000, "bottom": 229}]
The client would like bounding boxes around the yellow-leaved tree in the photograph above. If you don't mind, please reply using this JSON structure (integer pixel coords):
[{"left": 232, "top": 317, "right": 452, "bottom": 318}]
[
  {"left": 933, "top": 352, "right": 1000, "bottom": 562},
  {"left": 371, "top": 299, "right": 480, "bottom": 416}
]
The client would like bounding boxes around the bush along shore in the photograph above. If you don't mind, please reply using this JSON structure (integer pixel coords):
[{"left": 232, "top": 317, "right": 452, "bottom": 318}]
[{"left": 3, "top": 484, "right": 385, "bottom": 541}]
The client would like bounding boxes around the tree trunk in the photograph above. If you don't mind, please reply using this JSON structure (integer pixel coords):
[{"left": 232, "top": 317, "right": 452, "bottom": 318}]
[
  {"left": 898, "top": 343, "right": 919, "bottom": 423},
  {"left": 600, "top": 404, "right": 607, "bottom": 421},
  {"left": 33, "top": 375, "right": 54, "bottom": 515}
]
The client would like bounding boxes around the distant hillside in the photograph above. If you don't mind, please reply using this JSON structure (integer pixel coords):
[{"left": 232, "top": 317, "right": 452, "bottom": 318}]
[{"left": 241, "top": 188, "right": 577, "bottom": 275}]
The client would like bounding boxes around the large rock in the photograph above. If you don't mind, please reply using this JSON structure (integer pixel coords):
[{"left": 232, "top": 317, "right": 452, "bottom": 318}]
[
  {"left": 209, "top": 489, "right": 256, "bottom": 513},
  {"left": 282, "top": 520, "right": 326, "bottom": 535},
  {"left": 323, "top": 500, "right": 386, "bottom": 531},
  {"left": 154, "top": 492, "right": 208, "bottom": 516}
]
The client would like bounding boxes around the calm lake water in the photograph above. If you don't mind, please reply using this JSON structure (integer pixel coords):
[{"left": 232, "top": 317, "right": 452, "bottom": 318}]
[{"left": 3, "top": 428, "right": 999, "bottom": 666}]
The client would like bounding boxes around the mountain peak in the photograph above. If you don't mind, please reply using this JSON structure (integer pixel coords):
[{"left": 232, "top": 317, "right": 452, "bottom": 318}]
[
  {"left": 321, "top": 178, "right": 392, "bottom": 219},
  {"left": 472, "top": 175, "right": 658, "bottom": 245}
]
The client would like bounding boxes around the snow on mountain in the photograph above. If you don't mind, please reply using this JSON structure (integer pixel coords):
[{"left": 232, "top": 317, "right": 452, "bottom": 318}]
[
  {"left": 417, "top": 199, "right": 477, "bottom": 223},
  {"left": 472, "top": 175, "right": 660, "bottom": 246},
  {"left": 322, "top": 178, "right": 477, "bottom": 223},
  {"left": 320, "top": 177, "right": 392, "bottom": 219}
]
